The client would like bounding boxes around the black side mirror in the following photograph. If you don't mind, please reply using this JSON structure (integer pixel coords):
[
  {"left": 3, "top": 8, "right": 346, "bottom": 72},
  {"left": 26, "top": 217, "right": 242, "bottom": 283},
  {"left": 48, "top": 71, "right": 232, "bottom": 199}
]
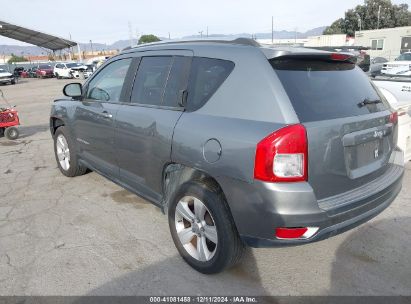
[{"left": 63, "top": 83, "right": 83, "bottom": 99}]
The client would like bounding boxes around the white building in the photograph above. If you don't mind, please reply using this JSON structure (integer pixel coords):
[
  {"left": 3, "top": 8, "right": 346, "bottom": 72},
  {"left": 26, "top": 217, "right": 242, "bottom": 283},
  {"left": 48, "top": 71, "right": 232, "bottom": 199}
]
[
  {"left": 304, "top": 34, "right": 350, "bottom": 47},
  {"left": 0, "top": 55, "right": 11, "bottom": 64},
  {"left": 354, "top": 26, "right": 411, "bottom": 60},
  {"left": 257, "top": 34, "right": 353, "bottom": 48},
  {"left": 257, "top": 38, "right": 308, "bottom": 47}
]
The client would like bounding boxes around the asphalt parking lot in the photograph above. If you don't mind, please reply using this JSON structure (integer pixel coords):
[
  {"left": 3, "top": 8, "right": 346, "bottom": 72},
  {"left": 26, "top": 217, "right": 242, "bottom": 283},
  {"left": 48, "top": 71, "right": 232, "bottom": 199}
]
[{"left": 0, "top": 78, "right": 410, "bottom": 296}]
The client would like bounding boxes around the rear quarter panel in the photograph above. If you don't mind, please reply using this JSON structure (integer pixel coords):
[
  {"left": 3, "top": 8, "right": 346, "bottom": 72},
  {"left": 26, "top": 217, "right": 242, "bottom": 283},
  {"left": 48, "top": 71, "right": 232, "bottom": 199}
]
[{"left": 172, "top": 45, "right": 297, "bottom": 183}]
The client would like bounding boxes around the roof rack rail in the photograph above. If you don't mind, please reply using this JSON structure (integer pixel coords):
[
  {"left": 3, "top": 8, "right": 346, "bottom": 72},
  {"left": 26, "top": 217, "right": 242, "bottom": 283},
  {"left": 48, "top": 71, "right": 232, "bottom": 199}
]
[{"left": 125, "top": 37, "right": 260, "bottom": 50}]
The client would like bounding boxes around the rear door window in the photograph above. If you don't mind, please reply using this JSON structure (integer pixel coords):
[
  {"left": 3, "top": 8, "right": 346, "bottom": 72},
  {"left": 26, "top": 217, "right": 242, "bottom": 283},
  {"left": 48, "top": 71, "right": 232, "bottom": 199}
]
[
  {"left": 186, "top": 57, "right": 234, "bottom": 111},
  {"left": 131, "top": 56, "right": 173, "bottom": 106},
  {"left": 162, "top": 56, "right": 191, "bottom": 107},
  {"left": 271, "top": 58, "right": 388, "bottom": 123},
  {"left": 130, "top": 56, "right": 191, "bottom": 107}
]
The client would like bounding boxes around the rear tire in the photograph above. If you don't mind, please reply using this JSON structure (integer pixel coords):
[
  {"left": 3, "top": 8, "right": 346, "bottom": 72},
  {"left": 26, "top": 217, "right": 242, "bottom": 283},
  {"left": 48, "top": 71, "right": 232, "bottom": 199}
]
[
  {"left": 53, "top": 126, "right": 87, "bottom": 177},
  {"left": 5, "top": 127, "right": 19, "bottom": 140},
  {"left": 168, "top": 181, "right": 245, "bottom": 274}
]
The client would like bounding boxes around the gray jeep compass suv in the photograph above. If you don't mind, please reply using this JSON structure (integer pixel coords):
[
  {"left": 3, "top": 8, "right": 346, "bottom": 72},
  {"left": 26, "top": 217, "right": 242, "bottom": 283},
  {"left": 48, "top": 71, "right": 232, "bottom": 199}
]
[{"left": 50, "top": 38, "right": 404, "bottom": 274}]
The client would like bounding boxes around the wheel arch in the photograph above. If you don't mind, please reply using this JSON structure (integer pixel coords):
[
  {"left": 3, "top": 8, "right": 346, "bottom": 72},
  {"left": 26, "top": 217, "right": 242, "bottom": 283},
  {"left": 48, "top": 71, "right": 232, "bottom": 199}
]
[
  {"left": 162, "top": 163, "right": 228, "bottom": 212},
  {"left": 50, "top": 117, "right": 65, "bottom": 135}
]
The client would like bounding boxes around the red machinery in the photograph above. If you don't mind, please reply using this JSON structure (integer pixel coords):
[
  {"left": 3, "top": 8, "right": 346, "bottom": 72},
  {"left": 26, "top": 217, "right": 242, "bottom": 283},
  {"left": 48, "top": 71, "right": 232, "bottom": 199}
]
[{"left": 0, "top": 89, "right": 20, "bottom": 140}]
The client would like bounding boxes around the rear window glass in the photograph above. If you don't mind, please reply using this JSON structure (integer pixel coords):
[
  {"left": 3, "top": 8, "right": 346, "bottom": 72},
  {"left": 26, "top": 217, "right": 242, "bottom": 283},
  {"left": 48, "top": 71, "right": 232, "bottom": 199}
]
[
  {"left": 271, "top": 59, "right": 388, "bottom": 122},
  {"left": 186, "top": 57, "right": 234, "bottom": 111},
  {"left": 131, "top": 56, "right": 173, "bottom": 106}
]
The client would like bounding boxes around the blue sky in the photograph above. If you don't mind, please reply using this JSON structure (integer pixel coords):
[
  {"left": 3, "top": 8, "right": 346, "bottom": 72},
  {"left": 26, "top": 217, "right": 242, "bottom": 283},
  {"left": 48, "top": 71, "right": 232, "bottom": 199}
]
[{"left": 0, "top": 0, "right": 409, "bottom": 45}]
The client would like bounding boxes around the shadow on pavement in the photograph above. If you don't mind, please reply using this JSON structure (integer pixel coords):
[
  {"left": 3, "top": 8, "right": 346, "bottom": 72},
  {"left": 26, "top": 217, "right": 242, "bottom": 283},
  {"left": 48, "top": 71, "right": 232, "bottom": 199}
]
[
  {"left": 17, "top": 124, "right": 49, "bottom": 139},
  {"left": 328, "top": 216, "right": 411, "bottom": 295},
  {"left": 84, "top": 249, "right": 267, "bottom": 296}
]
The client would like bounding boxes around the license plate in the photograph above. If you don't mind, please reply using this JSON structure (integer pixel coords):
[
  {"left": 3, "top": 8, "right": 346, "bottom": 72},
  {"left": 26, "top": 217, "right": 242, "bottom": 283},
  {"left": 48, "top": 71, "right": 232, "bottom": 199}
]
[{"left": 356, "top": 140, "right": 381, "bottom": 167}]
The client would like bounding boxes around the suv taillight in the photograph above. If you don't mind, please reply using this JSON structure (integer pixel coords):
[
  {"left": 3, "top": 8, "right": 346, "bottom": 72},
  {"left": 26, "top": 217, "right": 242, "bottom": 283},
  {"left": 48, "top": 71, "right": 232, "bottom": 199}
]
[
  {"left": 254, "top": 124, "right": 308, "bottom": 182},
  {"left": 389, "top": 111, "right": 398, "bottom": 125}
]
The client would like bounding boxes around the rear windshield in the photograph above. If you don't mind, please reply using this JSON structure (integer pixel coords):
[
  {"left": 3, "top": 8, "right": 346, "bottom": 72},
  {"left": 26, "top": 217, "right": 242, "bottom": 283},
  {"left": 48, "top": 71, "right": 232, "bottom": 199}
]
[
  {"left": 271, "top": 58, "right": 388, "bottom": 122},
  {"left": 39, "top": 65, "right": 51, "bottom": 69}
]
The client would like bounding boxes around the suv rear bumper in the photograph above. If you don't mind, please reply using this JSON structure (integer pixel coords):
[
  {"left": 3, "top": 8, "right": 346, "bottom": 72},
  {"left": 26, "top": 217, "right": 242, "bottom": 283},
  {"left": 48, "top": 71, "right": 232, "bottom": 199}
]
[{"left": 218, "top": 161, "right": 404, "bottom": 248}]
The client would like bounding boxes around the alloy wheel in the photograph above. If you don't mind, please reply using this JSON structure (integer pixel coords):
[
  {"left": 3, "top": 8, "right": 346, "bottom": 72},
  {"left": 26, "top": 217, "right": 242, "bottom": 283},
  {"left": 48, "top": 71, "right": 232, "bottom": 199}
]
[
  {"left": 56, "top": 134, "right": 70, "bottom": 171},
  {"left": 175, "top": 196, "right": 218, "bottom": 262}
]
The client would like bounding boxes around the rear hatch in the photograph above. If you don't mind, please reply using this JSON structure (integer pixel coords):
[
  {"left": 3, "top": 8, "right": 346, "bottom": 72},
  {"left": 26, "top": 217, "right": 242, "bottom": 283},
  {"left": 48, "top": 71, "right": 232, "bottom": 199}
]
[{"left": 270, "top": 54, "right": 396, "bottom": 200}]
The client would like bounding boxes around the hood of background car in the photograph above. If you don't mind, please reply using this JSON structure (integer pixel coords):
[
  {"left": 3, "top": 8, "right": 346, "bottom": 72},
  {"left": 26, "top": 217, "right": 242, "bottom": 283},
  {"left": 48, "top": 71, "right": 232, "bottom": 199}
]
[
  {"left": 384, "top": 61, "right": 411, "bottom": 66},
  {"left": 70, "top": 66, "right": 88, "bottom": 70},
  {"left": 0, "top": 71, "right": 12, "bottom": 77}
]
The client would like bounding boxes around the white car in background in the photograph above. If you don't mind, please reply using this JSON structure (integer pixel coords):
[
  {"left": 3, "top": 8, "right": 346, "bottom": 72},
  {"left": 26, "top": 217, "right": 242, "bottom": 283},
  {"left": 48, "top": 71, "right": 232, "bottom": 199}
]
[
  {"left": 373, "top": 77, "right": 411, "bottom": 162},
  {"left": 381, "top": 52, "right": 411, "bottom": 76},
  {"left": 0, "top": 68, "right": 16, "bottom": 85},
  {"left": 53, "top": 62, "right": 92, "bottom": 79}
]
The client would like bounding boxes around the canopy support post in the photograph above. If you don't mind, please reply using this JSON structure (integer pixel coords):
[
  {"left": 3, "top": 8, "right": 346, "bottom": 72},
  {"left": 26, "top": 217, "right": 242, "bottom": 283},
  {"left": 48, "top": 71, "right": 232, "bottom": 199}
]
[{"left": 77, "top": 44, "right": 82, "bottom": 62}]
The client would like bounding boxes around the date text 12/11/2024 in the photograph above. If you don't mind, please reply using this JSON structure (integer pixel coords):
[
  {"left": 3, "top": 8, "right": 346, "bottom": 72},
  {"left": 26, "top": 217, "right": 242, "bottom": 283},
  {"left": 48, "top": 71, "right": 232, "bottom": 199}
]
[{"left": 149, "top": 297, "right": 258, "bottom": 303}]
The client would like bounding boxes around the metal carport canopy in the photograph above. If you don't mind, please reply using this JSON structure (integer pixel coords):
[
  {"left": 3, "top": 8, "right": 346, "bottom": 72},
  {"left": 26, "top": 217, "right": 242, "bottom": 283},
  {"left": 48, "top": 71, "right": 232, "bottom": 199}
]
[{"left": 0, "top": 20, "right": 77, "bottom": 51}]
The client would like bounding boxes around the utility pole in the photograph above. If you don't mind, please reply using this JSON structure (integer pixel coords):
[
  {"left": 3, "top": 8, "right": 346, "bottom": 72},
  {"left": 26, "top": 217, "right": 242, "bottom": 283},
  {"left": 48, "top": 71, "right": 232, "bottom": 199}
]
[
  {"left": 168, "top": 32, "right": 171, "bottom": 39},
  {"left": 377, "top": 5, "right": 381, "bottom": 29},
  {"left": 206, "top": 26, "right": 209, "bottom": 38},
  {"left": 89, "top": 40, "right": 93, "bottom": 57},
  {"left": 294, "top": 27, "right": 297, "bottom": 44},
  {"left": 271, "top": 16, "right": 274, "bottom": 44},
  {"left": 77, "top": 44, "right": 82, "bottom": 62},
  {"left": 356, "top": 13, "right": 362, "bottom": 32},
  {"left": 69, "top": 33, "right": 73, "bottom": 61}
]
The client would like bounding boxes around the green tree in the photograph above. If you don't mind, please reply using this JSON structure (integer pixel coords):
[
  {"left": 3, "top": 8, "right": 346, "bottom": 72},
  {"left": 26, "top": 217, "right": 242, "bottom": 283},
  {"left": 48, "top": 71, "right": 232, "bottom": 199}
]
[
  {"left": 7, "top": 53, "right": 28, "bottom": 64},
  {"left": 323, "top": 18, "right": 345, "bottom": 35},
  {"left": 138, "top": 34, "right": 161, "bottom": 45},
  {"left": 324, "top": 0, "right": 411, "bottom": 36}
]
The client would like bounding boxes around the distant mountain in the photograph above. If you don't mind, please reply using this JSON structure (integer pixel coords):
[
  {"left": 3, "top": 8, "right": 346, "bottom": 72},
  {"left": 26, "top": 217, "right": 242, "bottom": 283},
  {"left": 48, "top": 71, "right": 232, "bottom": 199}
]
[
  {"left": 182, "top": 26, "right": 327, "bottom": 40},
  {"left": 303, "top": 26, "right": 328, "bottom": 37},
  {"left": 0, "top": 26, "right": 327, "bottom": 56}
]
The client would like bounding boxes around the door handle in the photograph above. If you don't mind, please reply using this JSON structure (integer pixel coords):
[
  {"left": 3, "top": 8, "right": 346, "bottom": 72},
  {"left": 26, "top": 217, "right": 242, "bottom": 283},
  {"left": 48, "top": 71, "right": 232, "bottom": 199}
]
[{"left": 101, "top": 111, "right": 113, "bottom": 119}]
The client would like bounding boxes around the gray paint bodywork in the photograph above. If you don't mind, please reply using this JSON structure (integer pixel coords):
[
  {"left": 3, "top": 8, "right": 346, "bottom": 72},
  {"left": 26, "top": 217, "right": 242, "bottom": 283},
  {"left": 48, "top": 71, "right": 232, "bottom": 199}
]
[{"left": 50, "top": 40, "right": 404, "bottom": 247}]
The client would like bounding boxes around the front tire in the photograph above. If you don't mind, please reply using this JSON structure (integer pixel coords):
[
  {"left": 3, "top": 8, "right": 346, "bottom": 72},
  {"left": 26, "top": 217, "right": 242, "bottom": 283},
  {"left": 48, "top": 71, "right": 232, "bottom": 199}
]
[
  {"left": 5, "top": 127, "right": 18, "bottom": 140},
  {"left": 53, "top": 126, "right": 87, "bottom": 177},
  {"left": 168, "top": 181, "right": 245, "bottom": 274}
]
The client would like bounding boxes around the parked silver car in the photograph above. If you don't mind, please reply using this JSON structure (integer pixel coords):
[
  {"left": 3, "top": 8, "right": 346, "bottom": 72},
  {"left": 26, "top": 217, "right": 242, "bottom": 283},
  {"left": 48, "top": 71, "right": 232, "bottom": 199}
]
[{"left": 50, "top": 38, "right": 404, "bottom": 273}]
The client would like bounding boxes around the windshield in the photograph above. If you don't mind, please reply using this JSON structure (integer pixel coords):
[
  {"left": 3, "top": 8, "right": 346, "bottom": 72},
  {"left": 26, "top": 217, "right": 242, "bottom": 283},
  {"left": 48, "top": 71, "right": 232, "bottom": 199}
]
[
  {"left": 0, "top": 69, "right": 6, "bottom": 73},
  {"left": 66, "top": 63, "right": 83, "bottom": 68},
  {"left": 271, "top": 58, "right": 388, "bottom": 122},
  {"left": 397, "top": 53, "right": 411, "bottom": 61},
  {"left": 39, "top": 65, "right": 52, "bottom": 69}
]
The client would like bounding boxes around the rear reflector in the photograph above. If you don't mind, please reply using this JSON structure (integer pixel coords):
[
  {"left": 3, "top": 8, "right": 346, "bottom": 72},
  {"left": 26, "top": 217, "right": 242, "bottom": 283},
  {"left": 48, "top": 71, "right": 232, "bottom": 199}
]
[
  {"left": 275, "top": 227, "right": 319, "bottom": 239},
  {"left": 254, "top": 124, "right": 308, "bottom": 182}
]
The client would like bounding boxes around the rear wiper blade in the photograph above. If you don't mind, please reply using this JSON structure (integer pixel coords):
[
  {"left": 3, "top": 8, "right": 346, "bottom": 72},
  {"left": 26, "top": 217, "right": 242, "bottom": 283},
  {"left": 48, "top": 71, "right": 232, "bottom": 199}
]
[{"left": 358, "top": 98, "right": 382, "bottom": 107}]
